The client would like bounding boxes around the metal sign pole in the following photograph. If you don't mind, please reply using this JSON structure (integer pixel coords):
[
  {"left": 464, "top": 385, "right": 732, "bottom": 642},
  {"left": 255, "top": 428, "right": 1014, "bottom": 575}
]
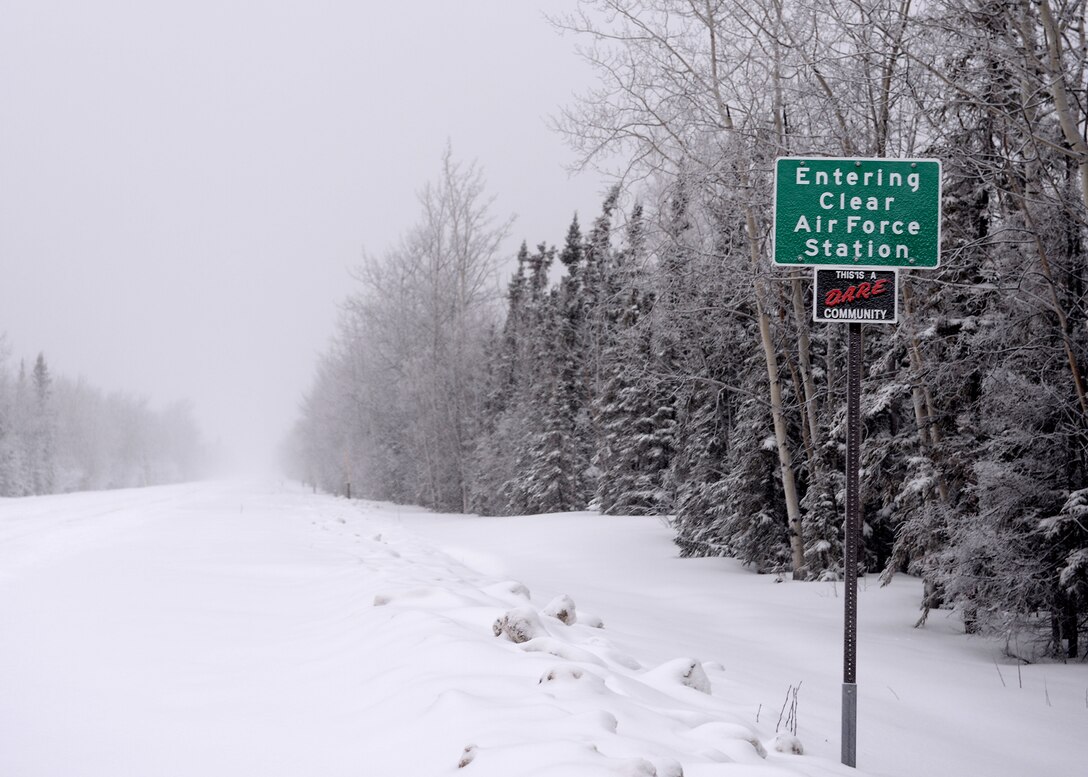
[{"left": 842, "top": 321, "right": 862, "bottom": 767}]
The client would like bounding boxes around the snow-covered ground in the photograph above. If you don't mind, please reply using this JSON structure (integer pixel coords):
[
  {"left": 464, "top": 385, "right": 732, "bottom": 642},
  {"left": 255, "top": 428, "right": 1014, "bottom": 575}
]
[{"left": 0, "top": 481, "right": 1082, "bottom": 776}]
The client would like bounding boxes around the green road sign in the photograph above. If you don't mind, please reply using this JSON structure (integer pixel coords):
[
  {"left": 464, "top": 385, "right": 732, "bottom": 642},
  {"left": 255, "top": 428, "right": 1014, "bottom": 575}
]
[{"left": 773, "top": 157, "right": 941, "bottom": 268}]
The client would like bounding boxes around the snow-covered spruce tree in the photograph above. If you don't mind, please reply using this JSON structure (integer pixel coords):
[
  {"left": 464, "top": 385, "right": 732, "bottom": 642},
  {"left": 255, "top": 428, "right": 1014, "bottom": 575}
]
[
  {"left": 496, "top": 242, "right": 590, "bottom": 515},
  {"left": 594, "top": 204, "right": 676, "bottom": 515},
  {"left": 556, "top": 215, "right": 591, "bottom": 491},
  {"left": 669, "top": 379, "right": 737, "bottom": 559},
  {"left": 916, "top": 154, "right": 1084, "bottom": 652},
  {"left": 658, "top": 177, "right": 795, "bottom": 569},
  {"left": 719, "top": 394, "right": 793, "bottom": 572},
  {"left": 940, "top": 199, "right": 1088, "bottom": 656},
  {"left": 669, "top": 340, "right": 792, "bottom": 573},
  {"left": 592, "top": 248, "right": 638, "bottom": 515},
  {"left": 0, "top": 352, "right": 58, "bottom": 495},
  {"left": 1042, "top": 489, "right": 1088, "bottom": 658},
  {"left": 478, "top": 189, "right": 663, "bottom": 516},
  {"left": 667, "top": 276, "right": 794, "bottom": 574},
  {"left": 501, "top": 195, "right": 627, "bottom": 515},
  {"left": 939, "top": 366, "right": 1077, "bottom": 651},
  {"left": 0, "top": 340, "right": 29, "bottom": 497},
  {"left": 8, "top": 361, "right": 34, "bottom": 495},
  {"left": 655, "top": 179, "right": 735, "bottom": 557},
  {"left": 877, "top": 101, "right": 1001, "bottom": 609},
  {"left": 796, "top": 323, "right": 846, "bottom": 581},
  {"left": 652, "top": 181, "right": 716, "bottom": 553},
  {"left": 869, "top": 0, "right": 1088, "bottom": 652},
  {"left": 514, "top": 382, "right": 587, "bottom": 513},
  {"left": 29, "top": 353, "right": 56, "bottom": 495},
  {"left": 869, "top": 368, "right": 941, "bottom": 577},
  {"left": 468, "top": 245, "right": 533, "bottom": 515},
  {"left": 574, "top": 188, "right": 621, "bottom": 502}
]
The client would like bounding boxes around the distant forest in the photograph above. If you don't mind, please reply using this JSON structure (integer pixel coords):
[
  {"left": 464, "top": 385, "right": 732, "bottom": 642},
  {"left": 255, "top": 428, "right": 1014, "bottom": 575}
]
[
  {"left": 0, "top": 342, "right": 206, "bottom": 495},
  {"left": 286, "top": 1, "right": 1088, "bottom": 659}
]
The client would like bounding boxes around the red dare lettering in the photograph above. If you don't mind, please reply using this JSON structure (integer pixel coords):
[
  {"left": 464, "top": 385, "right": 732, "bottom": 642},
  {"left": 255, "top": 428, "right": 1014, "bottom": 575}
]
[{"left": 824, "top": 278, "right": 889, "bottom": 307}]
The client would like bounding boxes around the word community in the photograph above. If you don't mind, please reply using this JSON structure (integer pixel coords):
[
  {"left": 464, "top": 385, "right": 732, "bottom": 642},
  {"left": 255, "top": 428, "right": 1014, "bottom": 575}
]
[{"left": 821, "top": 306, "right": 893, "bottom": 321}]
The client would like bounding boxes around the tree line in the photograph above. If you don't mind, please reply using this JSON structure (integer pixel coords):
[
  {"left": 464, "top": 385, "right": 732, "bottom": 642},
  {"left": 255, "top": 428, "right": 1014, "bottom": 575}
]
[
  {"left": 287, "top": 0, "right": 1088, "bottom": 660},
  {"left": 0, "top": 339, "right": 207, "bottom": 495}
]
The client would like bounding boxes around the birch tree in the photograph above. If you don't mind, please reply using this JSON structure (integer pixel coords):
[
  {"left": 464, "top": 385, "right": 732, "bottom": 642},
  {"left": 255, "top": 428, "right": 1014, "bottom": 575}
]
[{"left": 293, "top": 148, "right": 510, "bottom": 511}]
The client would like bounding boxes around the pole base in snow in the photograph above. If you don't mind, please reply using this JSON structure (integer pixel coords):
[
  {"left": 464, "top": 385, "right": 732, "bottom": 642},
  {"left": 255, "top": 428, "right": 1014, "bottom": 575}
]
[{"left": 842, "top": 682, "right": 857, "bottom": 767}]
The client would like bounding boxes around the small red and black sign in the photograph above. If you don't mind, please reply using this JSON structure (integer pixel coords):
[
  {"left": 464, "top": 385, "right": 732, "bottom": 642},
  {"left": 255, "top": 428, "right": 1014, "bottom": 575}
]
[{"left": 813, "top": 268, "right": 898, "bottom": 324}]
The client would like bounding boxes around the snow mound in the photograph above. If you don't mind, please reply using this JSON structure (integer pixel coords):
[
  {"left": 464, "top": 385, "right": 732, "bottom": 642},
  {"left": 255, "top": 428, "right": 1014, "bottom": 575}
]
[
  {"left": 543, "top": 594, "right": 578, "bottom": 624},
  {"left": 458, "top": 744, "right": 477, "bottom": 768},
  {"left": 687, "top": 720, "right": 766, "bottom": 760},
  {"left": 580, "top": 611, "right": 605, "bottom": 628},
  {"left": 492, "top": 607, "right": 546, "bottom": 643},
  {"left": 613, "top": 757, "right": 657, "bottom": 776},
  {"left": 645, "top": 658, "right": 712, "bottom": 694},
  {"left": 651, "top": 758, "right": 684, "bottom": 777},
  {"left": 484, "top": 580, "right": 532, "bottom": 602},
  {"left": 519, "top": 637, "right": 607, "bottom": 666},
  {"left": 597, "top": 710, "right": 619, "bottom": 733},
  {"left": 770, "top": 732, "right": 804, "bottom": 755},
  {"left": 539, "top": 665, "right": 586, "bottom": 683},
  {"left": 537, "top": 665, "right": 609, "bottom": 699}
]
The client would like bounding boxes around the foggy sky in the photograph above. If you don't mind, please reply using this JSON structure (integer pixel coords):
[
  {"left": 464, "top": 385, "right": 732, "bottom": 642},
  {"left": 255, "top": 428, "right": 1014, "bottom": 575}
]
[{"left": 0, "top": 1, "right": 605, "bottom": 470}]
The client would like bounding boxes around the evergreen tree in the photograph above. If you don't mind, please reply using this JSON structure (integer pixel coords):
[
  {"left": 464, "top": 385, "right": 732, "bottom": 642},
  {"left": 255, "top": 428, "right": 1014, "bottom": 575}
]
[
  {"left": 502, "top": 243, "right": 590, "bottom": 514},
  {"left": 0, "top": 340, "right": 24, "bottom": 496},
  {"left": 554, "top": 217, "right": 594, "bottom": 505},
  {"left": 469, "top": 245, "right": 533, "bottom": 515},
  {"left": 595, "top": 204, "right": 675, "bottom": 515},
  {"left": 30, "top": 352, "right": 56, "bottom": 494}
]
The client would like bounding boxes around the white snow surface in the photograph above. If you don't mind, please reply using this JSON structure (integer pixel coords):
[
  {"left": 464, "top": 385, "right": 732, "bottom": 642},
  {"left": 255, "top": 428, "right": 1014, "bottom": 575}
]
[{"left": 0, "top": 480, "right": 1083, "bottom": 776}]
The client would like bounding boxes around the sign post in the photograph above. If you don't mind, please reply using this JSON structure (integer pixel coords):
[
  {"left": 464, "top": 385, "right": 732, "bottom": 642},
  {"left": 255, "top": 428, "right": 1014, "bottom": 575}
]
[{"left": 773, "top": 156, "right": 941, "bottom": 769}]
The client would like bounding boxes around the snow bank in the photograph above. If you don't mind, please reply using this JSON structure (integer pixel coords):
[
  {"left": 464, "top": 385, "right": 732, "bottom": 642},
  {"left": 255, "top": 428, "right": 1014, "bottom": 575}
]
[{"left": 2, "top": 481, "right": 1084, "bottom": 777}]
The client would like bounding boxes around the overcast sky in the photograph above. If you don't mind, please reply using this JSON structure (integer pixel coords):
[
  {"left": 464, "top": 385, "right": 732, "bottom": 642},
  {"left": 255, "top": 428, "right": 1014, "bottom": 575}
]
[{"left": 0, "top": 0, "right": 607, "bottom": 470}]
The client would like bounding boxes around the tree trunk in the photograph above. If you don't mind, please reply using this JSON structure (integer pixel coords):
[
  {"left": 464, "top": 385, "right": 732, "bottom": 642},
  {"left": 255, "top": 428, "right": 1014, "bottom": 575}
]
[
  {"left": 747, "top": 213, "right": 806, "bottom": 576},
  {"left": 1037, "top": 0, "right": 1088, "bottom": 216},
  {"left": 790, "top": 276, "right": 821, "bottom": 461}
]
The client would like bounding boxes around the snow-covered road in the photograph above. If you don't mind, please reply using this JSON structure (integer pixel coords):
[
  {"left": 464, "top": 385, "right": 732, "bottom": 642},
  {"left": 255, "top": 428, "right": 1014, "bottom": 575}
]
[{"left": 0, "top": 481, "right": 1083, "bottom": 776}]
